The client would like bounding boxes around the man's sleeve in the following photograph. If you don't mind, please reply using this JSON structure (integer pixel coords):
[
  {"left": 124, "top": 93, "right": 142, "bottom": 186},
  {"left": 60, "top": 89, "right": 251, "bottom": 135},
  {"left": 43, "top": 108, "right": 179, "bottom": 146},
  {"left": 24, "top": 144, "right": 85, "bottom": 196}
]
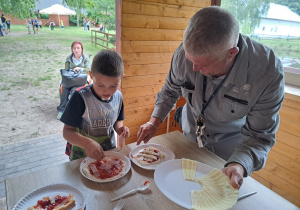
[
  {"left": 151, "top": 46, "right": 185, "bottom": 122},
  {"left": 226, "top": 62, "right": 285, "bottom": 176},
  {"left": 60, "top": 91, "right": 85, "bottom": 128}
]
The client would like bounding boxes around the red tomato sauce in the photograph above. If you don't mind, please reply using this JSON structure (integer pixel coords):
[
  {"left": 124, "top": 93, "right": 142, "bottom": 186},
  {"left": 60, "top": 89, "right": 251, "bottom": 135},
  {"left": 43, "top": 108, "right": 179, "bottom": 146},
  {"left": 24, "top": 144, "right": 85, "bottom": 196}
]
[
  {"left": 35, "top": 195, "right": 68, "bottom": 210},
  {"left": 89, "top": 158, "right": 124, "bottom": 179}
]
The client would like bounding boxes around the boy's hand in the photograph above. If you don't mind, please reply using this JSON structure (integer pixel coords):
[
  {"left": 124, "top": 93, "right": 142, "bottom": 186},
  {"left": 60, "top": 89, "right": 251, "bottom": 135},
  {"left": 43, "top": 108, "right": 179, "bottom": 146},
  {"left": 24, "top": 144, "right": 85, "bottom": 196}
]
[
  {"left": 84, "top": 140, "right": 104, "bottom": 160},
  {"left": 117, "top": 126, "right": 130, "bottom": 138}
]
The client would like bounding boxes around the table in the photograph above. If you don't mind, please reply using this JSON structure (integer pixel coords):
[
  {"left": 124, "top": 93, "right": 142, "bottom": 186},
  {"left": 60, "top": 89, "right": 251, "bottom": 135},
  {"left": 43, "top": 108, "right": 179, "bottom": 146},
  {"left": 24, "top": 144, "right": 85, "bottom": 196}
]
[{"left": 6, "top": 131, "right": 298, "bottom": 209}]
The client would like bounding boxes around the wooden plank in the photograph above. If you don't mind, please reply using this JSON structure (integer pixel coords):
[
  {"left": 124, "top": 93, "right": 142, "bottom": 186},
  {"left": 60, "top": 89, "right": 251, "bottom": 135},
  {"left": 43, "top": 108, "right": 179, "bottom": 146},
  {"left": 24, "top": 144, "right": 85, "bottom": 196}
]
[
  {"left": 285, "top": 93, "right": 300, "bottom": 103},
  {"left": 276, "top": 130, "right": 300, "bottom": 150},
  {"left": 282, "top": 97, "right": 300, "bottom": 110},
  {"left": 279, "top": 106, "right": 300, "bottom": 123},
  {"left": 122, "top": 52, "right": 173, "bottom": 65},
  {"left": 272, "top": 141, "right": 300, "bottom": 164},
  {"left": 127, "top": 121, "right": 167, "bottom": 137},
  {"left": 278, "top": 118, "right": 300, "bottom": 137},
  {"left": 123, "top": 95, "right": 157, "bottom": 109},
  {"left": 125, "top": 128, "right": 166, "bottom": 144},
  {"left": 122, "top": 14, "right": 189, "bottom": 29},
  {"left": 263, "top": 159, "right": 300, "bottom": 189},
  {"left": 122, "top": 84, "right": 163, "bottom": 98},
  {"left": 268, "top": 149, "right": 300, "bottom": 176},
  {"left": 124, "top": 63, "right": 170, "bottom": 76},
  {"left": 124, "top": 104, "right": 154, "bottom": 118},
  {"left": 125, "top": 0, "right": 211, "bottom": 7},
  {"left": 122, "top": 74, "right": 167, "bottom": 88},
  {"left": 124, "top": 115, "right": 151, "bottom": 128},
  {"left": 122, "top": 28, "right": 184, "bottom": 41},
  {"left": 122, "top": 40, "right": 181, "bottom": 53},
  {"left": 122, "top": 1, "right": 201, "bottom": 18},
  {"left": 253, "top": 167, "right": 300, "bottom": 199}
]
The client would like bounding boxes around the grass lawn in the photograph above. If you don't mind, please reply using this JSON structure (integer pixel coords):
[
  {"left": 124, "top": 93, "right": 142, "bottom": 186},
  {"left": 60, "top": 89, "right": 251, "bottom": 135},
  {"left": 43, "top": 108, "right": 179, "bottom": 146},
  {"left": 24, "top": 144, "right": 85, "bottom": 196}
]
[{"left": 0, "top": 24, "right": 115, "bottom": 144}]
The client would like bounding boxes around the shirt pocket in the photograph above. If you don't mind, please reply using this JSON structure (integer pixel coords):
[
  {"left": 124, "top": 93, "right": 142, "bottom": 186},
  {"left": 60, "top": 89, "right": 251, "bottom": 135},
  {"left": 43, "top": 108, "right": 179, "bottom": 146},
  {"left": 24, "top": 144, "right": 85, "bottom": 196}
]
[
  {"left": 181, "top": 86, "right": 195, "bottom": 108},
  {"left": 217, "top": 95, "right": 250, "bottom": 122}
]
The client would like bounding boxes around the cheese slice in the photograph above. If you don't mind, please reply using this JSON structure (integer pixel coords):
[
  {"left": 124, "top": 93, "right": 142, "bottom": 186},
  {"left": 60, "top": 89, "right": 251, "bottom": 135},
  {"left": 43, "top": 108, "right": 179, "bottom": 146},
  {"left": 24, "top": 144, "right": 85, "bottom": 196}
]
[
  {"left": 182, "top": 158, "right": 197, "bottom": 181},
  {"left": 181, "top": 159, "right": 239, "bottom": 210}
]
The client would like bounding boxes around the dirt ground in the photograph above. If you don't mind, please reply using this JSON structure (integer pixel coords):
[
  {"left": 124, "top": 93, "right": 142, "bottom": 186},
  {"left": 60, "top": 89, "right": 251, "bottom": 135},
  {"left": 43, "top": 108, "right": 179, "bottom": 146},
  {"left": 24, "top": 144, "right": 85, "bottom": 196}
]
[{"left": 0, "top": 31, "right": 69, "bottom": 145}]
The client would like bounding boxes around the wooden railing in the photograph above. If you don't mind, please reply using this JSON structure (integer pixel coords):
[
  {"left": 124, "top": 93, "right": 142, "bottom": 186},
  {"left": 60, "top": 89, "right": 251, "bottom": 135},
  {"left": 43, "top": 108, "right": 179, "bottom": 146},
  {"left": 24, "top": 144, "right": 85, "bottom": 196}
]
[{"left": 91, "top": 30, "right": 116, "bottom": 50}]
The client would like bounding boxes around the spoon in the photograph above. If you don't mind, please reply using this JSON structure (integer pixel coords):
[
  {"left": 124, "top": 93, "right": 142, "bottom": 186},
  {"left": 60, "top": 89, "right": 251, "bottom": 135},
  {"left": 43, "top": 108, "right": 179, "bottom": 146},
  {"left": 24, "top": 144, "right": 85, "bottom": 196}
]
[{"left": 111, "top": 181, "right": 150, "bottom": 201}]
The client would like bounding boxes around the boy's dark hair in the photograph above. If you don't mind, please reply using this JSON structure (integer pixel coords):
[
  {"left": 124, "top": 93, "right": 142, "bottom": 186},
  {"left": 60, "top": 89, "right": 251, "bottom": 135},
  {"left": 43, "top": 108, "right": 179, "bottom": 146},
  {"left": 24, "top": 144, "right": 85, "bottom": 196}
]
[{"left": 91, "top": 49, "right": 124, "bottom": 77}]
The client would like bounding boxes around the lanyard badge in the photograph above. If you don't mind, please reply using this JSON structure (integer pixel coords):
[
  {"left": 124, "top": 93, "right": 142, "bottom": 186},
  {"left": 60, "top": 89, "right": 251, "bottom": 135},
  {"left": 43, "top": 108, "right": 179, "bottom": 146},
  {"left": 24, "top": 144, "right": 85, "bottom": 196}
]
[{"left": 195, "top": 114, "right": 205, "bottom": 148}]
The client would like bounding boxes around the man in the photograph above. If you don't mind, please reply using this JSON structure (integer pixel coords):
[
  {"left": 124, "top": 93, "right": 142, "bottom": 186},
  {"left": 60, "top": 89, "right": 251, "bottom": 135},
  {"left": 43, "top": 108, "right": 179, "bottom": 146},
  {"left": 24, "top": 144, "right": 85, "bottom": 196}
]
[{"left": 137, "top": 6, "right": 284, "bottom": 189}]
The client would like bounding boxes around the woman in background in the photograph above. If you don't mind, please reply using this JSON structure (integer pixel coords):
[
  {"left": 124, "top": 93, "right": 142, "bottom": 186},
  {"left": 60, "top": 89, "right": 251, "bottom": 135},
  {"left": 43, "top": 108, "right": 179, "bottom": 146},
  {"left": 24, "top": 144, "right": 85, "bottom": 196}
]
[{"left": 57, "top": 41, "right": 91, "bottom": 120}]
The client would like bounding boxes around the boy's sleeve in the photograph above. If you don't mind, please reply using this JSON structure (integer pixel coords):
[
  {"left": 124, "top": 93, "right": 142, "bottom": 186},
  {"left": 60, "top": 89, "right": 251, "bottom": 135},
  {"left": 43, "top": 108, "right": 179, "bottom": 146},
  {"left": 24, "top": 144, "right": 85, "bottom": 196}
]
[
  {"left": 60, "top": 91, "right": 85, "bottom": 128},
  {"left": 117, "top": 101, "right": 125, "bottom": 121}
]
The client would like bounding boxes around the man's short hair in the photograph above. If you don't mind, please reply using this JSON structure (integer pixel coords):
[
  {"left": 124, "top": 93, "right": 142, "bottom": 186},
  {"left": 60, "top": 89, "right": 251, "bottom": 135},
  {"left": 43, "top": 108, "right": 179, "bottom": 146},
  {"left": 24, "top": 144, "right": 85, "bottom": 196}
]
[
  {"left": 183, "top": 6, "right": 239, "bottom": 58},
  {"left": 91, "top": 49, "right": 124, "bottom": 77}
]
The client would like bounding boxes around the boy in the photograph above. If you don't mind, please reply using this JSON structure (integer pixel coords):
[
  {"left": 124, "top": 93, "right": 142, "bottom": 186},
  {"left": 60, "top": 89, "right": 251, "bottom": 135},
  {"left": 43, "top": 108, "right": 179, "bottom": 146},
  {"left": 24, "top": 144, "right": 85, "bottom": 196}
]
[{"left": 60, "top": 50, "right": 130, "bottom": 161}]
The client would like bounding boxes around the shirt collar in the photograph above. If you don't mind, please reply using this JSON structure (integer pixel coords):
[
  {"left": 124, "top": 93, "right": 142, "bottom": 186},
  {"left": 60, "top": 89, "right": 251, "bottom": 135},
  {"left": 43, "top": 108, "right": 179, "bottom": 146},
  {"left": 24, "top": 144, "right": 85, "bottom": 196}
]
[{"left": 224, "top": 34, "right": 248, "bottom": 87}]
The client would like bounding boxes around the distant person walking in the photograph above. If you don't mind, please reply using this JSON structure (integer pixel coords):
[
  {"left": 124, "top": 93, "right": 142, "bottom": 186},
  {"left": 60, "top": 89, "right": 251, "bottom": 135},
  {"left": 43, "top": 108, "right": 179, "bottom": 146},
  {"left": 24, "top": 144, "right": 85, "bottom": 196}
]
[
  {"left": 0, "top": 18, "right": 3, "bottom": 36},
  {"left": 6, "top": 18, "right": 10, "bottom": 33},
  {"left": 61, "top": 19, "right": 64, "bottom": 30},
  {"left": 86, "top": 20, "right": 90, "bottom": 31},
  {"left": 38, "top": 20, "right": 42, "bottom": 29},
  {"left": 27, "top": 19, "right": 32, "bottom": 34},
  {"left": 83, "top": 19, "right": 87, "bottom": 31},
  {"left": 34, "top": 17, "right": 39, "bottom": 34},
  {"left": 50, "top": 20, "right": 55, "bottom": 30},
  {"left": 1, "top": 14, "right": 7, "bottom": 34}
]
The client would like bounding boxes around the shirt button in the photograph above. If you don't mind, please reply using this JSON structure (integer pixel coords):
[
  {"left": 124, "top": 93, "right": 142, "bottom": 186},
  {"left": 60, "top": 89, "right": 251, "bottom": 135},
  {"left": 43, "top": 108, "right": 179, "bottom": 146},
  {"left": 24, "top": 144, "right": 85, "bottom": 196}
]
[
  {"left": 231, "top": 110, "right": 235, "bottom": 113},
  {"left": 207, "top": 134, "right": 210, "bottom": 137}
]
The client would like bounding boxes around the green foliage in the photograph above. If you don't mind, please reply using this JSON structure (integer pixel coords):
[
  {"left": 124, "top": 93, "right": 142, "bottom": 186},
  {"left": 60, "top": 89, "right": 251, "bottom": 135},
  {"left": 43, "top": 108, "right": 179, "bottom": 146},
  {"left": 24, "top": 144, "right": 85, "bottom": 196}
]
[
  {"left": 221, "top": 0, "right": 271, "bottom": 35},
  {"left": 63, "top": 0, "right": 87, "bottom": 26},
  {"left": 69, "top": 15, "right": 81, "bottom": 26},
  {"left": 0, "top": 0, "right": 36, "bottom": 19},
  {"left": 85, "top": 0, "right": 115, "bottom": 31},
  {"left": 40, "top": 14, "right": 49, "bottom": 19},
  {"left": 275, "top": 0, "right": 300, "bottom": 15}
]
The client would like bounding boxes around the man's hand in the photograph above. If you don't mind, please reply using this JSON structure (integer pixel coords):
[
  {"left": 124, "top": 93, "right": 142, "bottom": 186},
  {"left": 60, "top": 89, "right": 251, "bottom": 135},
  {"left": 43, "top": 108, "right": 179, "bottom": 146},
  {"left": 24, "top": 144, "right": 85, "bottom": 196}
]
[
  {"left": 137, "top": 117, "right": 161, "bottom": 145},
  {"left": 221, "top": 163, "right": 245, "bottom": 189},
  {"left": 84, "top": 140, "right": 104, "bottom": 160}
]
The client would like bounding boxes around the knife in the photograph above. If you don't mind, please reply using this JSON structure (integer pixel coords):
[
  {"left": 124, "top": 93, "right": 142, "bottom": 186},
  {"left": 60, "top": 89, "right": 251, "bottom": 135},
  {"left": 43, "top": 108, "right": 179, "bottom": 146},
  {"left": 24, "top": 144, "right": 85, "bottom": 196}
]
[{"left": 237, "top": 191, "right": 257, "bottom": 201}]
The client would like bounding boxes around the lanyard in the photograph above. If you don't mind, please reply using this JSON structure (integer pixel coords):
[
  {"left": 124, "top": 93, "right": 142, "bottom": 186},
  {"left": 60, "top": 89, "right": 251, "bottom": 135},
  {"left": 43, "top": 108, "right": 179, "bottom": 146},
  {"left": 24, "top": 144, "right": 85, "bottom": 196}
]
[{"left": 201, "top": 73, "right": 230, "bottom": 114}]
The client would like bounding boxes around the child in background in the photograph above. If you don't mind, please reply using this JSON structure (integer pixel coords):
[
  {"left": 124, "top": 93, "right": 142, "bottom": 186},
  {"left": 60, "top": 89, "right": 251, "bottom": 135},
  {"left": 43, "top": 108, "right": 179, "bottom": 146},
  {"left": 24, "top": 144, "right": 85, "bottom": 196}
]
[
  {"left": 61, "top": 49, "right": 130, "bottom": 161},
  {"left": 27, "top": 19, "right": 32, "bottom": 34},
  {"left": 60, "top": 20, "right": 64, "bottom": 30}
]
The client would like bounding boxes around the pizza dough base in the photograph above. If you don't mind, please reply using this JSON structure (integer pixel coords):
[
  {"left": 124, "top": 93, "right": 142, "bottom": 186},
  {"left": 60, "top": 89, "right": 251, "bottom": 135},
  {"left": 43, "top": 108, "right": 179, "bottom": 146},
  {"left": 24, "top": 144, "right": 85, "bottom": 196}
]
[
  {"left": 134, "top": 146, "right": 164, "bottom": 165},
  {"left": 28, "top": 194, "right": 75, "bottom": 210},
  {"left": 82, "top": 156, "right": 127, "bottom": 182}
]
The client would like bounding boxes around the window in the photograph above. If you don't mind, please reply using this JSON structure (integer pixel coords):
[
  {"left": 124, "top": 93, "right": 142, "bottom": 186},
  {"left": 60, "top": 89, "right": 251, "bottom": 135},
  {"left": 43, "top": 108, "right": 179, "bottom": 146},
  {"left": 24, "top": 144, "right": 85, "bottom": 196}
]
[{"left": 221, "top": 1, "right": 300, "bottom": 89}]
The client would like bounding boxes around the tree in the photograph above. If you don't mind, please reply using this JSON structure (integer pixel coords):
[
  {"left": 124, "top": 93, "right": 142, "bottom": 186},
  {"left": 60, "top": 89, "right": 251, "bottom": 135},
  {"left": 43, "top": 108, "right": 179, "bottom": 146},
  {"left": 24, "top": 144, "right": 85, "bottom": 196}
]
[
  {"left": 0, "top": 0, "right": 36, "bottom": 19},
  {"left": 63, "top": 0, "right": 87, "bottom": 27},
  {"left": 86, "top": 0, "right": 115, "bottom": 31},
  {"left": 221, "top": 0, "right": 271, "bottom": 35},
  {"left": 275, "top": 0, "right": 300, "bottom": 16}
]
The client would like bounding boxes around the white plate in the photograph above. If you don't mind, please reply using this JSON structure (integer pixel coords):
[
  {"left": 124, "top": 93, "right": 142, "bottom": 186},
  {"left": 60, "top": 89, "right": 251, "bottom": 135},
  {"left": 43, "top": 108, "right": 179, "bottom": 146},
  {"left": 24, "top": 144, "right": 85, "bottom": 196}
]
[
  {"left": 154, "top": 159, "right": 214, "bottom": 209},
  {"left": 129, "top": 143, "right": 175, "bottom": 170},
  {"left": 80, "top": 151, "right": 131, "bottom": 183},
  {"left": 13, "top": 183, "right": 85, "bottom": 210}
]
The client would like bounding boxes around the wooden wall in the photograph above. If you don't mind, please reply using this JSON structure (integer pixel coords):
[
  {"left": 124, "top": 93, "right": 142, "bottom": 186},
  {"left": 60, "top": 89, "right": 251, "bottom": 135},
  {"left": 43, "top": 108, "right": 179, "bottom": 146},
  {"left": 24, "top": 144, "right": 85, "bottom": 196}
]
[
  {"left": 119, "top": 0, "right": 211, "bottom": 144},
  {"left": 252, "top": 93, "right": 300, "bottom": 207}
]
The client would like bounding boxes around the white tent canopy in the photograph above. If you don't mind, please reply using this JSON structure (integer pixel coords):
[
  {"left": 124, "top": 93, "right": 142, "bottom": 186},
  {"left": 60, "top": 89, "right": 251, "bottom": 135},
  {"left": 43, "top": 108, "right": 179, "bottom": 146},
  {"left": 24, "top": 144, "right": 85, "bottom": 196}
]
[{"left": 40, "top": 4, "right": 76, "bottom": 25}]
